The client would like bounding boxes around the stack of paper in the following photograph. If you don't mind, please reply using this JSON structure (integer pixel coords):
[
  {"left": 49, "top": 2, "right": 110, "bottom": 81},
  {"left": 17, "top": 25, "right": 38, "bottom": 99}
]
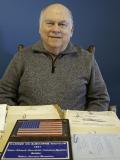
[
  {"left": 7, "top": 104, "right": 61, "bottom": 120},
  {"left": 0, "top": 104, "right": 7, "bottom": 132},
  {"left": 65, "top": 110, "right": 120, "bottom": 159},
  {"left": 65, "top": 110, "right": 120, "bottom": 134}
]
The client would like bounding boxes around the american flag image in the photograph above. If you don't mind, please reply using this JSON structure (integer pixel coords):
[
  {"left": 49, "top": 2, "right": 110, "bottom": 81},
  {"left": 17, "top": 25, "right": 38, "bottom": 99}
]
[{"left": 16, "top": 120, "right": 63, "bottom": 136}]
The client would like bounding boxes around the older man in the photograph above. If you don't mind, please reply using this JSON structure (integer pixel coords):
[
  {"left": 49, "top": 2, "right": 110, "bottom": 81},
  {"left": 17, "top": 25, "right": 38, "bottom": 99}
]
[{"left": 0, "top": 3, "right": 110, "bottom": 110}]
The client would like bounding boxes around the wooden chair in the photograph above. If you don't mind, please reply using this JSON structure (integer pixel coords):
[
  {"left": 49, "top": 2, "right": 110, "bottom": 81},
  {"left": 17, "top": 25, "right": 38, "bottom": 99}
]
[{"left": 18, "top": 44, "right": 24, "bottom": 52}]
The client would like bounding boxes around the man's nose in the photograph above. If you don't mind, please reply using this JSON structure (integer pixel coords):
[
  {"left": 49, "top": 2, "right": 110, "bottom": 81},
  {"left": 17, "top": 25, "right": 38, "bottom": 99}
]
[{"left": 52, "top": 24, "right": 61, "bottom": 33}]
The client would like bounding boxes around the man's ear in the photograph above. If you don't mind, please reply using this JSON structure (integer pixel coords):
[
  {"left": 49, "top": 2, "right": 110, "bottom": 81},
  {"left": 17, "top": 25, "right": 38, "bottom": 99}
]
[
  {"left": 38, "top": 27, "right": 41, "bottom": 34},
  {"left": 70, "top": 26, "right": 74, "bottom": 37}
]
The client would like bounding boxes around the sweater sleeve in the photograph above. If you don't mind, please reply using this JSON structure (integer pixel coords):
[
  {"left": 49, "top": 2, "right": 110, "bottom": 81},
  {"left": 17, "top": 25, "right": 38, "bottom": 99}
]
[
  {"left": 86, "top": 55, "right": 110, "bottom": 111},
  {"left": 0, "top": 52, "right": 24, "bottom": 105}
]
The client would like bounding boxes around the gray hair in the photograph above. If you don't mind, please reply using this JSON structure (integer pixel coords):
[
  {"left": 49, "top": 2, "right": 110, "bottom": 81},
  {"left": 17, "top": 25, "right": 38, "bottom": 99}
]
[{"left": 39, "top": 3, "right": 74, "bottom": 28}]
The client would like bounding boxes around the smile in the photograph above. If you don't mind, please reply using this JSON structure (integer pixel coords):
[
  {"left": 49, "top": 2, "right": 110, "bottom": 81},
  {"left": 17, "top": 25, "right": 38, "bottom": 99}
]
[{"left": 49, "top": 36, "right": 62, "bottom": 39}]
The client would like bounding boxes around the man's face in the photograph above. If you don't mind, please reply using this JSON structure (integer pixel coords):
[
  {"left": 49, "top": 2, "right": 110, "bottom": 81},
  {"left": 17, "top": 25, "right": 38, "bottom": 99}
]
[{"left": 39, "top": 4, "right": 73, "bottom": 54}]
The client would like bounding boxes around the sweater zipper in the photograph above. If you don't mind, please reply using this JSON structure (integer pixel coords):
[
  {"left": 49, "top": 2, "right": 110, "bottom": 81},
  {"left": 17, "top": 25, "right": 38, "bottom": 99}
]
[
  {"left": 51, "top": 54, "right": 63, "bottom": 73},
  {"left": 33, "top": 50, "right": 65, "bottom": 73}
]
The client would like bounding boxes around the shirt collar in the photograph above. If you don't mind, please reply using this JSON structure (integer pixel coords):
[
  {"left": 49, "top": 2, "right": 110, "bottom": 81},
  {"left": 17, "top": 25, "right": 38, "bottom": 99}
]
[{"left": 32, "top": 40, "right": 78, "bottom": 55}]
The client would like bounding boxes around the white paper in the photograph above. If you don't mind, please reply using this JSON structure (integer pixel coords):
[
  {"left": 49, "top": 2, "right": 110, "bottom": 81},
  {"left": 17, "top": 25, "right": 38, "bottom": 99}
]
[
  {"left": 0, "top": 104, "right": 7, "bottom": 131},
  {"left": 7, "top": 104, "right": 61, "bottom": 119},
  {"left": 65, "top": 110, "right": 120, "bottom": 126},
  {"left": 65, "top": 110, "right": 120, "bottom": 134},
  {"left": 72, "top": 134, "right": 120, "bottom": 160}
]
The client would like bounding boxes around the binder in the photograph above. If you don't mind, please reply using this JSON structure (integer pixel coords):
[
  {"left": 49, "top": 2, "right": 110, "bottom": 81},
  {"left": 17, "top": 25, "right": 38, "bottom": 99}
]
[{"left": 1, "top": 119, "right": 73, "bottom": 160}]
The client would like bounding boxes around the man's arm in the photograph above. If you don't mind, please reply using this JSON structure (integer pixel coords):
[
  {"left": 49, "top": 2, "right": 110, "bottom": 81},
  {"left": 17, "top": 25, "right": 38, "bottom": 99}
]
[
  {"left": 0, "top": 52, "right": 24, "bottom": 105},
  {"left": 86, "top": 56, "right": 110, "bottom": 111}
]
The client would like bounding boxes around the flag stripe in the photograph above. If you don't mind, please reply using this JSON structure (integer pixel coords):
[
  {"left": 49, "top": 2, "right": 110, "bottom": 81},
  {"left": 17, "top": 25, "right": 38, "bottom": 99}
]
[{"left": 17, "top": 120, "right": 63, "bottom": 136}]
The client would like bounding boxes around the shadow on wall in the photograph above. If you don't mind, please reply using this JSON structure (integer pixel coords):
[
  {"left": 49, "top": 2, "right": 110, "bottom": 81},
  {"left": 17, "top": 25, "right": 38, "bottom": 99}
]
[{"left": 0, "top": 31, "right": 13, "bottom": 78}]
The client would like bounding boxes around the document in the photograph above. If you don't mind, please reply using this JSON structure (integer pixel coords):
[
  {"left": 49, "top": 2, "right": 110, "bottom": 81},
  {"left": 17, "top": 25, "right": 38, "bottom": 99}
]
[
  {"left": 65, "top": 110, "right": 120, "bottom": 134},
  {"left": 7, "top": 104, "right": 62, "bottom": 120},
  {"left": 0, "top": 104, "right": 7, "bottom": 131},
  {"left": 72, "top": 134, "right": 120, "bottom": 160}
]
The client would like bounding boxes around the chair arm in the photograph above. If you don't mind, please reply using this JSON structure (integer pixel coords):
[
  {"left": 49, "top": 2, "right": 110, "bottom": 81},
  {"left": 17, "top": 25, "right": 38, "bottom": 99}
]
[{"left": 108, "top": 105, "right": 117, "bottom": 113}]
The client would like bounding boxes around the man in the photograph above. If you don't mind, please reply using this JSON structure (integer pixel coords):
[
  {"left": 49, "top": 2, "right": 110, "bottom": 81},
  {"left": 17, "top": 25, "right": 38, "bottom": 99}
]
[{"left": 0, "top": 3, "right": 110, "bottom": 110}]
